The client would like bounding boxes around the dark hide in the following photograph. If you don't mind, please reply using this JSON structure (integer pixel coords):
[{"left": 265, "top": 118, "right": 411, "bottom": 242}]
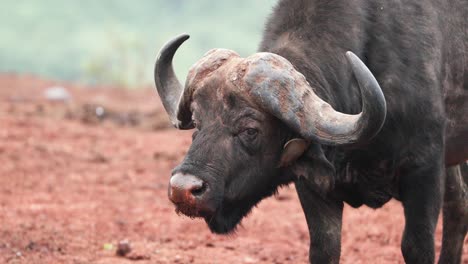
[
  {"left": 158, "top": 0, "right": 467, "bottom": 263},
  {"left": 175, "top": 76, "right": 295, "bottom": 233},
  {"left": 258, "top": 1, "right": 467, "bottom": 263}
]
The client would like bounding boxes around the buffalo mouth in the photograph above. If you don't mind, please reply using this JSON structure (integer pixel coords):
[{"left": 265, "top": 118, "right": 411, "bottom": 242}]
[
  {"left": 203, "top": 200, "right": 255, "bottom": 234},
  {"left": 172, "top": 200, "right": 250, "bottom": 234},
  {"left": 173, "top": 201, "right": 216, "bottom": 219}
]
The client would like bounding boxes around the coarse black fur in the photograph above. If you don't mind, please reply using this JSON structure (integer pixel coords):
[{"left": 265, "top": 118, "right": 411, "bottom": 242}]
[
  {"left": 168, "top": 0, "right": 467, "bottom": 263},
  {"left": 257, "top": 0, "right": 467, "bottom": 263}
]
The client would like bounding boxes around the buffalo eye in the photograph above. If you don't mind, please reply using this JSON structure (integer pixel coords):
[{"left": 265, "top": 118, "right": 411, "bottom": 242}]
[
  {"left": 245, "top": 128, "right": 258, "bottom": 137},
  {"left": 235, "top": 127, "right": 260, "bottom": 154},
  {"left": 240, "top": 128, "right": 259, "bottom": 141},
  {"left": 237, "top": 128, "right": 260, "bottom": 154}
]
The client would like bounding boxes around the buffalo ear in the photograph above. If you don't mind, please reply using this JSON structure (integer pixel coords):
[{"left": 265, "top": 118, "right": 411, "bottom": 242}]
[
  {"left": 279, "top": 139, "right": 309, "bottom": 167},
  {"left": 290, "top": 143, "right": 336, "bottom": 195}
]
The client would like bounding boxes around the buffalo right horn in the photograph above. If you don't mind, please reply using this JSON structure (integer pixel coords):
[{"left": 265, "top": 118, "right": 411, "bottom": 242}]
[{"left": 154, "top": 34, "right": 194, "bottom": 129}]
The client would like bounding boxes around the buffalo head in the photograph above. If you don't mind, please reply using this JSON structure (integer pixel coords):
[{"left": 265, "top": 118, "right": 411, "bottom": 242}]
[{"left": 154, "top": 34, "right": 386, "bottom": 233}]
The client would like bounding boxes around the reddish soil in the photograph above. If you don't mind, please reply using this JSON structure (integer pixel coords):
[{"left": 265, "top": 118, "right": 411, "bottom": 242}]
[{"left": 0, "top": 74, "right": 466, "bottom": 263}]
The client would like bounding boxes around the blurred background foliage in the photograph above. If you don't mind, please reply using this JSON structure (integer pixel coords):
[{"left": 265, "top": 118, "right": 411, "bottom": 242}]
[{"left": 0, "top": 0, "right": 277, "bottom": 88}]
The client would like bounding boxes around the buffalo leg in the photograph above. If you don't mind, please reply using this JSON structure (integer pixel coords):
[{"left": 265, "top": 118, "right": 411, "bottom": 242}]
[
  {"left": 439, "top": 162, "right": 468, "bottom": 264},
  {"left": 295, "top": 177, "right": 343, "bottom": 264},
  {"left": 399, "top": 161, "right": 443, "bottom": 264}
]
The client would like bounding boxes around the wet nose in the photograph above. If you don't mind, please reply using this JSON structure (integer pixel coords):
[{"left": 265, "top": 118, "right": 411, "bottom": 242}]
[{"left": 168, "top": 173, "right": 206, "bottom": 204}]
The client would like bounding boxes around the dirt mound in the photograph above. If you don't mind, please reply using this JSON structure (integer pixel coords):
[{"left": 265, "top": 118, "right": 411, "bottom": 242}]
[{"left": 0, "top": 74, "right": 465, "bottom": 263}]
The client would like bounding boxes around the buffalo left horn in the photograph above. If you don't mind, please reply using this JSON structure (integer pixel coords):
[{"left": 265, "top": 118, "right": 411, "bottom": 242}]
[
  {"left": 244, "top": 51, "right": 386, "bottom": 145},
  {"left": 154, "top": 34, "right": 194, "bottom": 129}
]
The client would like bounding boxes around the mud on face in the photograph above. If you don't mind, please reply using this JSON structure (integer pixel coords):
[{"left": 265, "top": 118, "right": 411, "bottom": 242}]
[{"left": 169, "top": 79, "right": 293, "bottom": 233}]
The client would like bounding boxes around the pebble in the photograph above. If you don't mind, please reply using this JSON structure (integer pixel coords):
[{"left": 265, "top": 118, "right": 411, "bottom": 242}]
[{"left": 116, "top": 240, "right": 131, "bottom": 256}]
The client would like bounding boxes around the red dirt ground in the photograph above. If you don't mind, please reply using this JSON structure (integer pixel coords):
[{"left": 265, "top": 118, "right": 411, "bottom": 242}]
[{"left": 0, "top": 74, "right": 466, "bottom": 263}]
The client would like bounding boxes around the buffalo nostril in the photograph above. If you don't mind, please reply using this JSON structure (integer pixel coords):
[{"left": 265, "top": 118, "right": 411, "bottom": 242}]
[
  {"left": 169, "top": 173, "right": 206, "bottom": 203},
  {"left": 190, "top": 183, "right": 206, "bottom": 196}
]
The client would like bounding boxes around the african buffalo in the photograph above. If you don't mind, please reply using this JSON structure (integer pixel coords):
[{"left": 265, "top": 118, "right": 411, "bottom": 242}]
[{"left": 154, "top": 0, "right": 467, "bottom": 263}]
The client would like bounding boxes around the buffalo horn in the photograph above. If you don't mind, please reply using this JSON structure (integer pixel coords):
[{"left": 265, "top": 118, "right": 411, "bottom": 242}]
[{"left": 154, "top": 34, "right": 194, "bottom": 129}]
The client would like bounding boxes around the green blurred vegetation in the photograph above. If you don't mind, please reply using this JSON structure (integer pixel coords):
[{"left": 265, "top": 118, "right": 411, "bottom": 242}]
[{"left": 0, "top": 0, "right": 276, "bottom": 87}]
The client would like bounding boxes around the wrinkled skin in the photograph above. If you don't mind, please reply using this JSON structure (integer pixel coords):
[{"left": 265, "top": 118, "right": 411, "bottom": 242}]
[
  {"left": 173, "top": 82, "right": 341, "bottom": 233},
  {"left": 172, "top": 75, "right": 294, "bottom": 233}
]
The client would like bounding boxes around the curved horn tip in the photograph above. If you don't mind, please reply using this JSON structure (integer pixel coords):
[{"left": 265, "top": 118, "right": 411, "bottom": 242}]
[
  {"left": 157, "top": 34, "right": 190, "bottom": 59},
  {"left": 345, "top": 50, "right": 387, "bottom": 142},
  {"left": 175, "top": 33, "right": 190, "bottom": 42},
  {"left": 345, "top": 51, "right": 361, "bottom": 65},
  {"left": 345, "top": 51, "right": 355, "bottom": 57},
  {"left": 170, "top": 33, "right": 190, "bottom": 42}
]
